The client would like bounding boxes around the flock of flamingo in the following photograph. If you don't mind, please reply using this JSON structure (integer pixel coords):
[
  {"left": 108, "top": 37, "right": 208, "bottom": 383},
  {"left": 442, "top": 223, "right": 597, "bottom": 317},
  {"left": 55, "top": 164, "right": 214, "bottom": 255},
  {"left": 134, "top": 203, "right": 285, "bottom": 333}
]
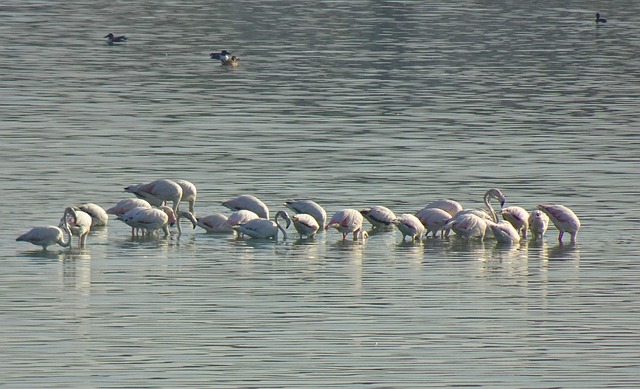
[{"left": 16, "top": 179, "right": 581, "bottom": 251}]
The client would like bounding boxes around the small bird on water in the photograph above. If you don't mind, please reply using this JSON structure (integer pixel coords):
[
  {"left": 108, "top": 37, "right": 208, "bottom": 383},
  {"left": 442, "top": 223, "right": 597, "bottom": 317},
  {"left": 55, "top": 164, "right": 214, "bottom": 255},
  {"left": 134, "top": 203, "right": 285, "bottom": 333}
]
[
  {"left": 104, "top": 33, "right": 128, "bottom": 44},
  {"left": 595, "top": 13, "right": 607, "bottom": 24}
]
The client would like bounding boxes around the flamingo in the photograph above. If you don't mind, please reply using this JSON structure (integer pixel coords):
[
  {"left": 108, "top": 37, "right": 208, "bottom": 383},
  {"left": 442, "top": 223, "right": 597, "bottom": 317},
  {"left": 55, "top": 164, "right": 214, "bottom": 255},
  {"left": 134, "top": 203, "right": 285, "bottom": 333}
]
[
  {"left": 232, "top": 210, "right": 291, "bottom": 240},
  {"left": 222, "top": 194, "right": 269, "bottom": 219},
  {"left": 501, "top": 206, "right": 529, "bottom": 238},
  {"left": 423, "top": 199, "right": 463, "bottom": 217},
  {"left": 457, "top": 188, "right": 506, "bottom": 222},
  {"left": 61, "top": 207, "right": 92, "bottom": 248},
  {"left": 528, "top": 210, "right": 550, "bottom": 240},
  {"left": 75, "top": 203, "right": 109, "bottom": 227},
  {"left": 125, "top": 179, "right": 183, "bottom": 213},
  {"left": 284, "top": 199, "right": 327, "bottom": 230},
  {"left": 486, "top": 221, "right": 521, "bottom": 244},
  {"left": 195, "top": 213, "right": 233, "bottom": 233},
  {"left": 106, "top": 198, "right": 151, "bottom": 217},
  {"left": 17, "top": 221, "right": 72, "bottom": 250},
  {"left": 120, "top": 205, "right": 192, "bottom": 238},
  {"left": 291, "top": 213, "right": 320, "bottom": 238},
  {"left": 326, "top": 209, "right": 367, "bottom": 240},
  {"left": 415, "top": 207, "right": 452, "bottom": 238},
  {"left": 225, "top": 210, "right": 260, "bottom": 237},
  {"left": 360, "top": 206, "right": 397, "bottom": 229},
  {"left": 174, "top": 179, "right": 197, "bottom": 215},
  {"left": 107, "top": 199, "right": 152, "bottom": 235},
  {"left": 392, "top": 214, "right": 425, "bottom": 241},
  {"left": 537, "top": 204, "right": 581, "bottom": 243},
  {"left": 443, "top": 213, "right": 487, "bottom": 241}
]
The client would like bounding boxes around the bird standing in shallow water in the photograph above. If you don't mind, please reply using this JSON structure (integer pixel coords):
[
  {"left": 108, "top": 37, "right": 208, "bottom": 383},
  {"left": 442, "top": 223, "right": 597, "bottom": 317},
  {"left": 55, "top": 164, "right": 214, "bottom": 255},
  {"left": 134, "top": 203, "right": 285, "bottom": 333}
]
[
  {"left": 17, "top": 222, "right": 72, "bottom": 250},
  {"left": 537, "top": 204, "right": 580, "bottom": 244}
]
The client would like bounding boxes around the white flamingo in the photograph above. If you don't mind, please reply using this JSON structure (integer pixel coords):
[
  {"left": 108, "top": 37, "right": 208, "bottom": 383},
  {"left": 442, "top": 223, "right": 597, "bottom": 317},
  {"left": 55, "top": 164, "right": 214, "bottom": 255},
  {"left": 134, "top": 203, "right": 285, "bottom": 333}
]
[
  {"left": 284, "top": 199, "right": 327, "bottom": 230},
  {"left": 75, "top": 203, "right": 109, "bottom": 227},
  {"left": 392, "top": 214, "right": 425, "bottom": 241},
  {"left": 120, "top": 205, "right": 193, "bottom": 238},
  {"left": 291, "top": 213, "right": 320, "bottom": 238},
  {"left": 444, "top": 213, "right": 487, "bottom": 241},
  {"left": 61, "top": 207, "right": 92, "bottom": 248},
  {"left": 537, "top": 204, "right": 581, "bottom": 243},
  {"left": 222, "top": 194, "right": 269, "bottom": 219},
  {"left": 423, "top": 199, "right": 463, "bottom": 217},
  {"left": 501, "top": 206, "right": 530, "bottom": 238},
  {"left": 125, "top": 179, "right": 183, "bottom": 213},
  {"left": 457, "top": 188, "right": 506, "bottom": 222},
  {"left": 232, "top": 210, "right": 291, "bottom": 240},
  {"left": 415, "top": 207, "right": 452, "bottom": 238},
  {"left": 326, "top": 209, "right": 367, "bottom": 240},
  {"left": 528, "top": 210, "right": 550, "bottom": 240},
  {"left": 17, "top": 221, "right": 72, "bottom": 250},
  {"left": 486, "top": 221, "right": 521, "bottom": 244},
  {"left": 360, "top": 206, "right": 396, "bottom": 229},
  {"left": 174, "top": 179, "right": 197, "bottom": 215},
  {"left": 195, "top": 213, "right": 233, "bottom": 233}
]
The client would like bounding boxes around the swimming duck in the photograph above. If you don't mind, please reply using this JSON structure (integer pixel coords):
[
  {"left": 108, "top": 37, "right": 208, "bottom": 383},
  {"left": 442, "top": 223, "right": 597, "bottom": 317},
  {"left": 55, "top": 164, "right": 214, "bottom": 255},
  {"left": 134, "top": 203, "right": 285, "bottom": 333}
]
[
  {"left": 210, "top": 50, "right": 232, "bottom": 62},
  {"left": 104, "top": 33, "right": 128, "bottom": 44},
  {"left": 596, "top": 13, "right": 607, "bottom": 24},
  {"left": 222, "top": 56, "right": 239, "bottom": 67}
]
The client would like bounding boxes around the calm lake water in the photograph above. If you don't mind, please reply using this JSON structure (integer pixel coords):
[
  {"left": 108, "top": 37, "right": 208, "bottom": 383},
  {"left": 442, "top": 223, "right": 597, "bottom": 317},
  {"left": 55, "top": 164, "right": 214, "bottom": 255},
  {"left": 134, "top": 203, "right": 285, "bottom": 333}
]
[{"left": 2, "top": 1, "right": 640, "bottom": 387}]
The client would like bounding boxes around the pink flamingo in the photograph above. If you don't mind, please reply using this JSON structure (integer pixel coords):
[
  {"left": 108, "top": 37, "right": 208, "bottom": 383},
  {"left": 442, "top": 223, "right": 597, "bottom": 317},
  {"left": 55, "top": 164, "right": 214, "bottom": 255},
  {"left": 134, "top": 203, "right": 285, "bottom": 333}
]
[
  {"left": 195, "top": 213, "right": 233, "bottom": 233},
  {"left": 423, "top": 199, "right": 463, "bottom": 217},
  {"left": 291, "top": 213, "right": 320, "bottom": 238},
  {"left": 444, "top": 213, "right": 487, "bottom": 241},
  {"left": 125, "top": 179, "right": 183, "bottom": 213},
  {"left": 174, "top": 179, "right": 197, "bottom": 215},
  {"left": 106, "top": 198, "right": 151, "bottom": 217},
  {"left": 392, "top": 214, "right": 425, "bottom": 241},
  {"left": 17, "top": 221, "right": 72, "bottom": 250},
  {"left": 486, "top": 221, "right": 521, "bottom": 244},
  {"left": 537, "top": 204, "right": 581, "bottom": 243},
  {"left": 360, "top": 206, "right": 397, "bottom": 229},
  {"left": 232, "top": 211, "right": 291, "bottom": 240},
  {"left": 222, "top": 194, "right": 269, "bottom": 219},
  {"left": 284, "top": 199, "right": 327, "bottom": 230},
  {"left": 61, "top": 207, "right": 92, "bottom": 248},
  {"left": 501, "top": 206, "right": 529, "bottom": 238},
  {"left": 75, "top": 203, "right": 109, "bottom": 227},
  {"left": 326, "top": 209, "right": 367, "bottom": 240},
  {"left": 528, "top": 210, "right": 550, "bottom": 240},
  {"left": 415, "top": 207, "right": 452, "bottom": 238}
]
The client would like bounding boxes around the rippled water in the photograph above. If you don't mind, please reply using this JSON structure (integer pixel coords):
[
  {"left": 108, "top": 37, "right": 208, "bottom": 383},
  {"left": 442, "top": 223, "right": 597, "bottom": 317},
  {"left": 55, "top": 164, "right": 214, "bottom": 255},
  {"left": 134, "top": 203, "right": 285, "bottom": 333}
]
[{"left": 2, "top": 1, "right": 640, "bottom": 387}]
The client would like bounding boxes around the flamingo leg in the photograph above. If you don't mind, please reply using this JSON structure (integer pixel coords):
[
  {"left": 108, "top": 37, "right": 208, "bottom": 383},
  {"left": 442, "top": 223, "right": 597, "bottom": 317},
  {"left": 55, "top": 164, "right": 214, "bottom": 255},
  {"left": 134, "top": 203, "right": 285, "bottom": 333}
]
[{"left": 558, "top": 231, "right": 564, "bottom": 242}]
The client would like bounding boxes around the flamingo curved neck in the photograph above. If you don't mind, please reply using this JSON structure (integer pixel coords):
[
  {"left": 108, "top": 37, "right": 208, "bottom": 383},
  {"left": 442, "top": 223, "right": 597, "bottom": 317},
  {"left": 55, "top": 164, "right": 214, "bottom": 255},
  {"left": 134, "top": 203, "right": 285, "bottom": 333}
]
[
  {"left": 60, "top": 224, "right": 72, "bottom": 247},
  {"left": 275, "top": 211, "right": 289, "bottom": 240},
  {"left": 483, "top": 192, "right": 498, "bottom": 223}
]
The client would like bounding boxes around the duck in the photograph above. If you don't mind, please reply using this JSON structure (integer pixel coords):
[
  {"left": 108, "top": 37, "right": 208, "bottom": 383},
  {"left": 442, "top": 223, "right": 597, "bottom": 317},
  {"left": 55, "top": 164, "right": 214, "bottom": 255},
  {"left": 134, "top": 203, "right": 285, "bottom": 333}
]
[
  {"left": 222, "top": 56, "right": 240, "bottom": 67},
  {"left": 596, "top": 13, "right": 607, "bottom": 24},
  {"left": 104, "top": 33, "right": 128, "bottom": 44},
  {"left": 210, "top": 50, "right": 232, "bottom": 62}
]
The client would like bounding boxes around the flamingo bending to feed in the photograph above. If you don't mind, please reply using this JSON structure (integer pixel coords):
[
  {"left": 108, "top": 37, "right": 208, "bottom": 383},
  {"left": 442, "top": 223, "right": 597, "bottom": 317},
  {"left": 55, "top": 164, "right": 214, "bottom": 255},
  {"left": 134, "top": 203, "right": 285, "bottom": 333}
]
[
  {"left": 486, "top": 221, "right": 521, "bottom": 244},
  {"left": 174, "top": 179, "right": 197, "bottom": 215},
  {"left": 284, "top": 199, "right": 327, "bottom": 230},
  {"left": 444, "top": 213, "right": 487, "bottom": 241},
  {"left": 17, "top": 221, "right": 72, "bottom": 250},
  {"left": 528, "top": 210, "right": 550, "bottom": 240},
  {"left": 501, "top": 206, "right": 529, "bottom": 238},
  {"left": 106, "top": 198, "right": 151, "bottom": 217},
  {"left": 415, "top": 207, "right": 452, "bottom": 238},
  {"left": 125, "top": 179, "right": 183, "bottom": 213},
  {"left": 222, "top": 194, "right": 269, "bottom": 219},
  {"left": 196, "top": 213, "right": 233, "bottom": 233},
  {"left": 291, "top": 213, "right": 320, "bottom": 238},
  {"left": 75, "top": 203, "right": 109, "bottom": 227},
  {"left": 120, "top": 205, "right": 195, "bottom": 237},
  {"left": 360, "top": 206, "right": 396, "bottom": 229},
  {"left": 60, "top": 207, "right": 92, "bottom": 248},
  {"left": 232, "top": 210, "right": 291, "bottom": 240},
  {"left": 327, "top": 209, "right": 367, "bottom": 240},
  {"left": 537, "top": 204, "right": 581, "bottom": 243},
  {"left": 392, "top": 214, "right": 425, "bottom": 241},
  {"left": 423, "top": 199, "right": 463, "bottom": 218}
]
